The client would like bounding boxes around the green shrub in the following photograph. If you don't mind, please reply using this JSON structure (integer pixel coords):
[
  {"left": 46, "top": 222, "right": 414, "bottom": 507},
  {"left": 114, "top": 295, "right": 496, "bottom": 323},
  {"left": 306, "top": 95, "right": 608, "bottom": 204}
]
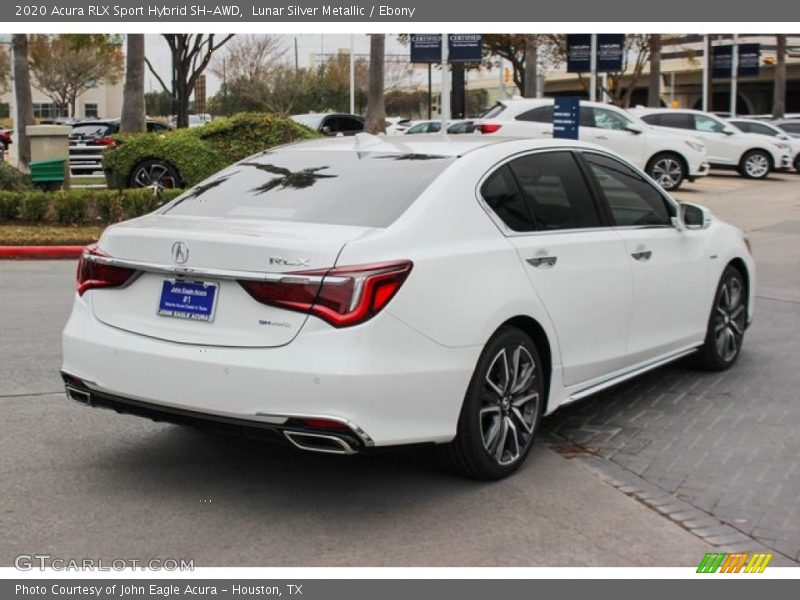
[
  {"left": 102, "top": 112, "right": 318, "bottom": 190},
  {"left": 93, "top": 190, "right": 123, "bottom": 223},
  {"left": 52, "top": 189, "right": 89, "bottom": 224},
  {"left": 121, "top": 188, "right": 158, "bottom": 219},
  {"left": 0, "top": 191, "right": 21, "bottom": 219},
  {"left": 0, "top": 162, "right": 32, "bottom": 192},
  {"left": 19, "top": 191, "right": 50, "bottom": 221}
]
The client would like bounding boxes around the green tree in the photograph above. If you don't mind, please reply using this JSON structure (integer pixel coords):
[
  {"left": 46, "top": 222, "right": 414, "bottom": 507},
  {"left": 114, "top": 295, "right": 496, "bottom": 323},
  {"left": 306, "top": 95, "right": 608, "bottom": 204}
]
[{"left": 28, "top": 34, "right": 124, "bottom": 117}]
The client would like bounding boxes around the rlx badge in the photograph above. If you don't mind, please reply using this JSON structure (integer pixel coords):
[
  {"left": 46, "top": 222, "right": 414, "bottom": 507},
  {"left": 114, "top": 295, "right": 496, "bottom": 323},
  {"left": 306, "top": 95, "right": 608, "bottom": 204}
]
[{"left": 269, "top": 257, "right": 311, "bottom": 267}]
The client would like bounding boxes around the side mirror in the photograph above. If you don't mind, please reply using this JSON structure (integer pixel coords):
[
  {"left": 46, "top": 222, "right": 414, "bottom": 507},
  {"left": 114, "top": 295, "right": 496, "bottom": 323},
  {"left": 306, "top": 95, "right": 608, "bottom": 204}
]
[
  {"left": 625, "top": 123, "right": 643, "bottom": 135},
  {"left": 680, "top": 202, "right": 712, "bottom": 230},
  {"left": 722, "top": 127, "right": 736, "bottom": 136}
]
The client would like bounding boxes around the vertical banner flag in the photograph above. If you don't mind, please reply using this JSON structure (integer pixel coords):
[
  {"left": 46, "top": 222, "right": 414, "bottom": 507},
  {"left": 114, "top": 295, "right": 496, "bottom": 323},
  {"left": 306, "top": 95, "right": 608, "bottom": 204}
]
[
  {"left": 712, "top": 44, "right": 734, "bottom": 78},
  {"left": 410, "top": 34, "right": 442, "bottom": 63},
  {"left": 596, "top": 34, "right": 625, "bottom": 71},
  {"left": 553, "top": 97, "right": 581, "bottom": 140},
  {"left": 566, "top": 34, "right": 592, "bottom": 73},
  {"left": 737, "top": 43, "right": 760, "bottom": 77}
]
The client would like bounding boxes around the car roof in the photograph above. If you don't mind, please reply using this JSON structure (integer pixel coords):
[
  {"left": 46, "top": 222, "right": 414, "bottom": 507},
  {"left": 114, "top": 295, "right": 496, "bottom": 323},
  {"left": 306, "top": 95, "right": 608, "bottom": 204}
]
[{"left": 277, "top": 133, "right": 609, "bottom": 158}]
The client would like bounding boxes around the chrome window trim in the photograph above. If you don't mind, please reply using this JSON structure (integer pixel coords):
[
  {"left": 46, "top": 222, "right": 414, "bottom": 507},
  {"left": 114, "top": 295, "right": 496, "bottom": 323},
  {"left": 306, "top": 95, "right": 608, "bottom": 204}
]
[
  {"left": 82, "top": 252, "right": 348, "bottom": 284},
  {"left": 475, "top": 146, "right": 680, "bottom": 238}
]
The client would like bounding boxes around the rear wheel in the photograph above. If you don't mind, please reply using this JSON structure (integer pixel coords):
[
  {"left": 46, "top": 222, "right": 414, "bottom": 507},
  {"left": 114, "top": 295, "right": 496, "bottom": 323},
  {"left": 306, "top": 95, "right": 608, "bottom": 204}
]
[
  {"left": 794, "top": 154, "right": 800, "bottom": 173},
  {"left": 646, "top": 153, "right": 685, "bottom": 191},
  {"left": 439, "top": 326, "right": 544, "bottom": 480},
  {"left": 695, "top": 266, "right": 747, "bottom": 371},
  {"left": 738, "top": 150, "right": 771, "bottom": 179},
  {"left": 128, "top": 159, "right": 181, "bottom": 189}
]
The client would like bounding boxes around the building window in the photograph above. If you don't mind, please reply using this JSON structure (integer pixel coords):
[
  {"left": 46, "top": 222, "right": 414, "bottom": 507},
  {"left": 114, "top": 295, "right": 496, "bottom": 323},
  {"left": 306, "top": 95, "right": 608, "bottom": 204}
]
[
  {"left": 33, "top": 103, "right": 58, "bottom": 120},
  {"left": 84, "top": 103, "right": 98, "bottom": 119}
]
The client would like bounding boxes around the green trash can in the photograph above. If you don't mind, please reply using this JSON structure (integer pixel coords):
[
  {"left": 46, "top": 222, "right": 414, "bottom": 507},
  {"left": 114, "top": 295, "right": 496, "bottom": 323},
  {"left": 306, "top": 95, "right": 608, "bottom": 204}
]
[{"left": 30, "top": 158, "right": 67, "bottom": 188}]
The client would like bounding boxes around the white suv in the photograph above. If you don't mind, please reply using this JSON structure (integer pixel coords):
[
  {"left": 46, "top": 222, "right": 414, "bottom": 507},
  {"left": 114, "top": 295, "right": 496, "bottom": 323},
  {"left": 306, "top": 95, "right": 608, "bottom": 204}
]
[
  {"left": 728, "top": 117, "right": 800, "bottom": 173},
  {"left": 631, "top": 108, "right": 792, "bottom": 179},
  {"left": 474, "top": 98, "right": 709, "bottom": 191}
]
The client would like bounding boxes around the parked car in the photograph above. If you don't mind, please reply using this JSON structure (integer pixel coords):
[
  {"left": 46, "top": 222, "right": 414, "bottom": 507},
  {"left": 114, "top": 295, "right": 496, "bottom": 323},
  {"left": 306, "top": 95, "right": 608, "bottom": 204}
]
[
  {"left": 385, "top": 117, "right": 411, "bottom": 135},
  {"left": 404, "top": 120, "right": 477, "bottom": 135},
  {"left": 63, "top": 135, "right": 754, "bottom": 480},
  {"left": 70, "top": 118, "right": 172, "bottom": 177},
  {"left": 291, "top": 113, "right": 364, "bottom": 136},
  {"left": 772, "top": 118, "right": 800, "bottom": 139},
  {"left": 473, "top": 99, "right": 709, "bottom": 191},
  {"left": 728, "top": 118, "right": 800, "bottom": 173},
  {"left": 103, "top": 112, "right": 316, "bottom": 189},
  {"left": 169, "top": 114, "right": 214, "bottom": 128},
  {"left": 630, "top": 108, "right": 791, "bottom": 179}
]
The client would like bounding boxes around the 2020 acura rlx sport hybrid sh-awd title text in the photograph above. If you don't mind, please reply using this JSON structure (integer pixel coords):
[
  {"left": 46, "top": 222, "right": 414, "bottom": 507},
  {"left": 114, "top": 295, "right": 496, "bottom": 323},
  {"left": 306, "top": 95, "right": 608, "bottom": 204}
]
[{"left": 62, "top": 135, "right": 755, "bottom": 479}]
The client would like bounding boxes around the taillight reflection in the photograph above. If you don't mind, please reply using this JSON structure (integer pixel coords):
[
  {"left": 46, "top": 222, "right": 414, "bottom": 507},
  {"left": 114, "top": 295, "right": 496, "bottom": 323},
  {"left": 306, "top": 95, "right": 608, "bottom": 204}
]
[{"left": 239, "top": 260, "right": 412, "bottom": 328}]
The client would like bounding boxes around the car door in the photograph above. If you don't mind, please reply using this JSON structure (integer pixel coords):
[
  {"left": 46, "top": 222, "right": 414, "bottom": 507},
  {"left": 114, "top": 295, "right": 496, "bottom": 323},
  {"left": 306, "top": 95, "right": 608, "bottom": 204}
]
[
  {"left": 692, "top": 114, "right": 741, "bottom": 166},
  {"left": 587, "top": 107, "right": 648, "bottom": 169},
  {"left": 581, "top": 151, "right": 709, "bottom": 363},
  {"left": 483, "top": 150, "right": 633, "bottom": 386}
]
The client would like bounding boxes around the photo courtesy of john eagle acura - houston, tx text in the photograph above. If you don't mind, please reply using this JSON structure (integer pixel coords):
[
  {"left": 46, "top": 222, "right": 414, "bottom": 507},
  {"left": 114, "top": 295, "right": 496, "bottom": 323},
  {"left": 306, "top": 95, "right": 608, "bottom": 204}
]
[{"left": 61, "top": 134, "right": 755, "bottom": 480}]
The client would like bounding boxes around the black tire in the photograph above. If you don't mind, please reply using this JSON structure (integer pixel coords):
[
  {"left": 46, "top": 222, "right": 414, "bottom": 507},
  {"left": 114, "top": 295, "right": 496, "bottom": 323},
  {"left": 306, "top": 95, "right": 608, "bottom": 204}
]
[
  {"left": 694, "top": 265, "right": 747, "bottom": 371},
  {"left": 738, "top": 149, "right": 771, "bottom": 179},
  {"left": 646, "top": 152, "right": 685, "bottom": 191},
  {"left": 128, "top": 159, "right": 181, "bottom": 189},
  {"left": 439, "top": 326, "right": 545, "bottom": 480},
  {"left": 794, "top": 154, "right": 800, "bottom": 173}
]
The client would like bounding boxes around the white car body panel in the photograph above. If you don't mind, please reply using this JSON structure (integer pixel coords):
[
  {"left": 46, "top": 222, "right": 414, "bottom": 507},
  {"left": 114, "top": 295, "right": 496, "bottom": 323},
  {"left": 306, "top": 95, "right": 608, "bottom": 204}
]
[{"left": 62, "top": 136, "right": 755, "bottom": 449}]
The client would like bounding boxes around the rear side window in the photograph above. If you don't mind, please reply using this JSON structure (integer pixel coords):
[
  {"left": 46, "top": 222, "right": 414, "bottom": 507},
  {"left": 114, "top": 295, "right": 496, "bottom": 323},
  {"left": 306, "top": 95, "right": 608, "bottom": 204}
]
[
  {"left": 584, "top": 153, "right": 673, "bottom": 227},
  {"left": 643, "top": 112, "right": 694, "bottom": 130},
  {"left": 509, "top": 152, "right": 602, "bottom": 231},
  {"left": 516, "top": 106, "right": 553, "bottom": 123},
  {"left": 480, "top": 164, "right": 534, "bottom": 232},
  {"left": 164, "top": 150, "right": 456, "bottom": 228}
]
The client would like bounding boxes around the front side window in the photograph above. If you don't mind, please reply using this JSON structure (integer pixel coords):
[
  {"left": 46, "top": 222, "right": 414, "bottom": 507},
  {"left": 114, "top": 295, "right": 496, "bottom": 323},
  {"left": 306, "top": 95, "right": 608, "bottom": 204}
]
[
  {"left": 593, "top": 108, "right": 632, "bottom": 130},
  {"left": 480, "top": 164, "right": 534, "bottom": 232},
  {"left": 165, "top": 150, "right": 456, "bottom": 228},
  {"left": 584, "top": 153, "right": 673, "bottom": 227},
  {"left": 509, "top": 152, "right": 602, "bottom": 231},
  {"left": 694, "top": 114, "right": 727, "bottom": 133},
  {"left": 779, "top": 122, "right": 800, "bottom": 134}
]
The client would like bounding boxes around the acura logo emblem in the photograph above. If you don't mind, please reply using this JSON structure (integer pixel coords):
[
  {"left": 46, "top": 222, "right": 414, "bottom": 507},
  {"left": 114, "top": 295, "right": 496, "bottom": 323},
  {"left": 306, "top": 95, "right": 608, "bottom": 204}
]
[{"left": 171, "top": 241, "right": 189, "bottom": 264}]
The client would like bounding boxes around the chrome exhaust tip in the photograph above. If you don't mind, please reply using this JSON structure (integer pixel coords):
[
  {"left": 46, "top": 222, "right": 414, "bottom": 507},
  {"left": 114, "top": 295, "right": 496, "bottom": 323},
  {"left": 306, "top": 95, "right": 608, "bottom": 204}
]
[
  {"left": 284, "top": 431, "right": 357, "bottom": 455},
  {"left": 65, "top": 385, "right": 91, "bottom": 405}
]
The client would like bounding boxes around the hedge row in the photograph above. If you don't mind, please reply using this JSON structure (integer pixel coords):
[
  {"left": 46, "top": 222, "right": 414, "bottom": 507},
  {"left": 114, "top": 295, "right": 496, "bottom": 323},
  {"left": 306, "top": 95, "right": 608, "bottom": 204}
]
[{"left": 0, "top": 188, "right": 184, "bottom": 224}]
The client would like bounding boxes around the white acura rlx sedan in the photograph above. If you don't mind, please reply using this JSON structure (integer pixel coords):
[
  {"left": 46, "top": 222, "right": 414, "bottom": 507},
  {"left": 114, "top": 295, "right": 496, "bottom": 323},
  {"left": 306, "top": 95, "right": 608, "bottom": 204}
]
[{"left": 62, "top": 135, "right": 755, "bottom": 479}]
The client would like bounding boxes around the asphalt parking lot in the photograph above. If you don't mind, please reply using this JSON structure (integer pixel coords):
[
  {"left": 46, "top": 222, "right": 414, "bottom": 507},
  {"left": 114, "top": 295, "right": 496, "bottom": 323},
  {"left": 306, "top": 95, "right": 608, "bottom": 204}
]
[{"left": 1, "top": 170, "right": 798, "bottom": 567}]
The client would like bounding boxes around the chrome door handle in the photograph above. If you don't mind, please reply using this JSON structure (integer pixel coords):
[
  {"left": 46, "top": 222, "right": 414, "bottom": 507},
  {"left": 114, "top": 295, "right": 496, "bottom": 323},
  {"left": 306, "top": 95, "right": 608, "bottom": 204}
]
[
  {"left": 631, "top": 250, "right": 652, "bottom": 261},
  {"left": 542, "top": 130, "right": 552, "bottom": 135},
  {"left": 526, "top": 256, "right": 558, "bottom": 268},
  {"left": 595, "top": 135, "right": 608, "bottom": 140}
]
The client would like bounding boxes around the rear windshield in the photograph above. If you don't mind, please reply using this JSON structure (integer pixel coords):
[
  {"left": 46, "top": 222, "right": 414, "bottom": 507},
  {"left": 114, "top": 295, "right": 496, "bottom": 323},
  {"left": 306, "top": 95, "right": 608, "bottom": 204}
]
[
  {"left": 71, "top": 124, "right": 112, "bottom": 137},
  {"left": 479, "top": 103, "right": 507, "bottom": 119},
  {"left": 291, "top": 115, "right": 324, "bottom": 130},
  {"left": 163, "top": 150, "right": 456, "bottom": 228}
]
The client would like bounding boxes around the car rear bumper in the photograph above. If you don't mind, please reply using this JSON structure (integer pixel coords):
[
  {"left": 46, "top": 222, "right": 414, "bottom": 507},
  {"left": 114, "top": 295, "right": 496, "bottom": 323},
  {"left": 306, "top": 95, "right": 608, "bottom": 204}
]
[{"left": 62, "top": 295, "right": 479, "bottom": 448}]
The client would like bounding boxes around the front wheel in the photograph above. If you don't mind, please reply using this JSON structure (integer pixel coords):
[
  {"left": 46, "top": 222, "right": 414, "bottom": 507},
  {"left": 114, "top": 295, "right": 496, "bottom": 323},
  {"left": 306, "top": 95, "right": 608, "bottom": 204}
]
[
  {"left": 439, "top": 326, "right": 544, "bottom": 480},
  {"left": 695, "top": 266, "right": 747, "bottom": 371},
  {"left": 739, "top": 150, "right": 771, "bottom": 179},
  {"left": 128, "top": 159, "right": 181, "bottom": 189},
  {"left": 646, "top": 153, "right": 685, "bottom": 191}
]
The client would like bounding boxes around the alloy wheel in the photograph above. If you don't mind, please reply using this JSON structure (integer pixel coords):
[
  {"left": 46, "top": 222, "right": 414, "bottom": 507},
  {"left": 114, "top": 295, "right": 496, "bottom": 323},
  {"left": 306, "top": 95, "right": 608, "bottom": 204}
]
[
  {"left": 480, "top": 345, "right": 540, "bottom": 466},
  {"left": 132, "top": 162, "right": 177, "bottom": 189},
  {"left": 651, "top": 157, "right": 683, "bottom": 190},
  {"left": 714, "top": 276, "right": 746, "bottom": 362},
  {"left": 744, "top": 153, "right": 770, "bottom": 178}
]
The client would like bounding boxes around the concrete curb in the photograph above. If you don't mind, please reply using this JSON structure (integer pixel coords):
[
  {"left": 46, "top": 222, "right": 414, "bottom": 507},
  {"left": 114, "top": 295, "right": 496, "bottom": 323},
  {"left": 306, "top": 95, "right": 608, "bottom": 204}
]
[{"left": 0, "top": 246, "right": 84, "bottom": 259}]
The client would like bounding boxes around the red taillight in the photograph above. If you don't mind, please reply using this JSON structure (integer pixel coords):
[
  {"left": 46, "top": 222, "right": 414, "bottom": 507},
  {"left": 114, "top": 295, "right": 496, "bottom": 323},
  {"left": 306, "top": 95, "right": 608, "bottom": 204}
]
[
  {"left": 95, "top": 136, "right": 115, "bottom": 146},
  {"left": 478, "top": 123, "right": 503, "bottom": 134},
  {"left": 76, "top": 245, "right": 136, "bottom": 296},
  {"left": 239, "top": 260, "right": 412, "bottom": 328},
  {"left": 298, "top": 418, "right": 350, "bottom": 431}
]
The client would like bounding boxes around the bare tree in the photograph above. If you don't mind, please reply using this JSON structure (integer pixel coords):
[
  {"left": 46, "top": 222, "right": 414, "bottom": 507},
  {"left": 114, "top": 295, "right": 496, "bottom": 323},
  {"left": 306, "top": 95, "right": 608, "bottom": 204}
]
[
  {"left": 647, "top": 34, "right": 662, "bottom": 107},
  {"left": 772, "top": 34, "right": 787, "bottom": 119},
  {"left": 147, "top": 34, "right": 234, "bottom": 128},
  {"left": 120, "top": 34, "right": 146, "bottom": 134},
  {"left": 523, "top": 35, "right": 538, "bottom": 98},
  {"left": 11, "top": 34, "right": 34, "bottom": 171},
  {"left": 28, "top": 34, "right": 124, "bottom": 117},
  {"left": 365, "top": 34, "right": 386, "bottom": 134}
]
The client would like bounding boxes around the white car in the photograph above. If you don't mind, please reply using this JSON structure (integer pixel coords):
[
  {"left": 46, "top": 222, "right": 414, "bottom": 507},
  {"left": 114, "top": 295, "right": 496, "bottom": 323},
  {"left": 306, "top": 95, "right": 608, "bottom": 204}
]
[
  {"left": 630, "top": 108, "right": 792, "bottom": 179},
  {"left": 385, "top": 117, "right": 411, "bottom": 135},
  {"left": 473, "top": 98, "right": 709, "bottom": 191},
  {"left": 62, "top": 135, "right": 754, "bottom": 480},
  {"left": 728, "top": 117, "right": 800, "bottom": 173}
]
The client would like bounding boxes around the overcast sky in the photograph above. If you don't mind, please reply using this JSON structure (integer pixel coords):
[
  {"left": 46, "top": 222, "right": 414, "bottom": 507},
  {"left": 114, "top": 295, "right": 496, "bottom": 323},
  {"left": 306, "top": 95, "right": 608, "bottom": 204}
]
[{"left": 144, "top": 34, "right": 409, "bottom": 97}]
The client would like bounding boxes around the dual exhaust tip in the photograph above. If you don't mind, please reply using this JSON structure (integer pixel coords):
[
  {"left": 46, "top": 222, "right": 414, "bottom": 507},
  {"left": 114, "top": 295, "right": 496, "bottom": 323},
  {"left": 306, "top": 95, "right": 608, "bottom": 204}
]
[{"left": 65, "top": 384, "right": 358, "bottom": 455}]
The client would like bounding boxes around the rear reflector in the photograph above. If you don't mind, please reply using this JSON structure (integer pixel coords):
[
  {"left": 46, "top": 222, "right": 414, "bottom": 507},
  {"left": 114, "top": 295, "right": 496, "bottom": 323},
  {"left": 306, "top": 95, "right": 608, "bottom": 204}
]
[
  {"left": 76, "top": 245, "right": 136, "bottom": 296},
  {"left": 478, "top": 123, "right": 503, "bottom": 134},
  {"left": 240, "top": 260, "right": 412, "bottom": 328},
  {"left": 298, "top": 418, "right": 351, "bottom": 431}
]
